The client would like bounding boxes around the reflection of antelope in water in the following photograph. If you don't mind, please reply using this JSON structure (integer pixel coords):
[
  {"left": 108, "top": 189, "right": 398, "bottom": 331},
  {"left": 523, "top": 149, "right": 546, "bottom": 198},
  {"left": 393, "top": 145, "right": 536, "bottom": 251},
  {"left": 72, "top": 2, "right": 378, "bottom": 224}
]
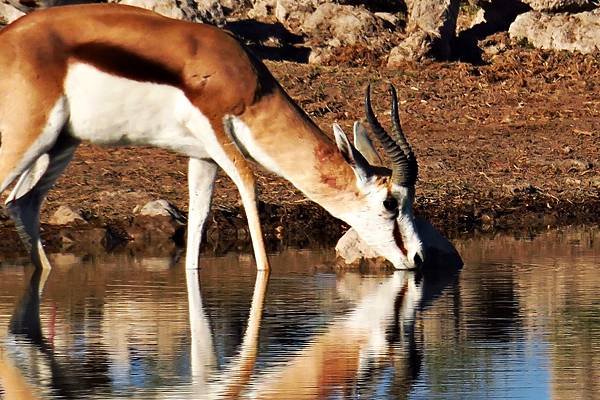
[
  {"left": 185, "top": 266, "right": 459, "bottom": 399},
  {"left": 247, "top": 271, "right": 423, "bottom": 399},
  {"left": 1, "top": 261, "right": 458, "bottom": 399}
]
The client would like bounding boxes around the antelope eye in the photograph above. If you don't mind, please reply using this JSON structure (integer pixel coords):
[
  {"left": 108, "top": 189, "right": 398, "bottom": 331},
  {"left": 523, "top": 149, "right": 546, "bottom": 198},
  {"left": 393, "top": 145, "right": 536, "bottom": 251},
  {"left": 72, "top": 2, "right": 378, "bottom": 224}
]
[{"left": 383, "top": 197, "right": 398, "bottom": 212}]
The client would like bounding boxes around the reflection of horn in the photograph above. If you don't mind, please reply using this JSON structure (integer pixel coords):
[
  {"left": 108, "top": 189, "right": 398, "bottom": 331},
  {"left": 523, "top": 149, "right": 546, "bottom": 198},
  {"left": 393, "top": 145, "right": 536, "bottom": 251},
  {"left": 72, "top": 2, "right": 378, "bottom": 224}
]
[{"left": 9, "top": 268, "right": 49, "bottom": 348}]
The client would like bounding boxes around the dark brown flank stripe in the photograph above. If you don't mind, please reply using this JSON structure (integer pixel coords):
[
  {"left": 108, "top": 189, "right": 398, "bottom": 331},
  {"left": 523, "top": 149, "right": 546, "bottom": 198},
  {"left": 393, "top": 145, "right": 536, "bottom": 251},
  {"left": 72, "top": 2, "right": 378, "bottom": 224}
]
[{"left": 71, "top": 43, "right": 182, "bottom": 87}]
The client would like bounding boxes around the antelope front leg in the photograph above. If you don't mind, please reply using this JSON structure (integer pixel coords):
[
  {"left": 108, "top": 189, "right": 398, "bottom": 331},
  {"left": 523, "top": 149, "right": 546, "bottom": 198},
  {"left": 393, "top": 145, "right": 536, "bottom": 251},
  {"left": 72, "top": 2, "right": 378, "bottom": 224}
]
[
  {"left": 197, "top": 132, "right": 270, "bottom": 271},
  {"left": 236, "top": 173, "right": 270, "bottom": 271},
  {"left": 186, "top": 158, "right": 218, "bottom": 270},
  {"left": 227, "top": 165, "right": 270, "bottom": 271}
]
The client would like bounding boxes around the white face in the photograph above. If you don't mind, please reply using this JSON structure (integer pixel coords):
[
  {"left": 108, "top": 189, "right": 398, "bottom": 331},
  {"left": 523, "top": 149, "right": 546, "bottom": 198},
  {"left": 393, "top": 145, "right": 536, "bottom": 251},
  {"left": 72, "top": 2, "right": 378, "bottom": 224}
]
[
  {"left": 346, "top": 177, "right": 424, "bottom": 270},
  {"left": 333, "top": 124, "right": 424, "bottom": 269}
]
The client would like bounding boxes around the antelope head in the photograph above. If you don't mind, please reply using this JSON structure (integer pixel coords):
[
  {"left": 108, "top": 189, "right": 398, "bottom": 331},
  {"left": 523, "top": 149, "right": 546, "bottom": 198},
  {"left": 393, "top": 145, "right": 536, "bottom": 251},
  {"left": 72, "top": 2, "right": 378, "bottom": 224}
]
[{"left": 333, "top": 84, "right": 424, "bottom": 269}]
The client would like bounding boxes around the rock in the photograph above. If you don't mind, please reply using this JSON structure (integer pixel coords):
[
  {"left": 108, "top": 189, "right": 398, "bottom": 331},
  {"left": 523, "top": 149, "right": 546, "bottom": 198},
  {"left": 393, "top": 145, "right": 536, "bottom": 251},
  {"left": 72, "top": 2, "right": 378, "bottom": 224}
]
[
  {"left": 388, "top": 32, "right": 431, "bottom": 65},
  {"left": 557, "top": 158, "right": 591, "bottom": 172},
  {"left": 250, "top": 0, "right": 313, "bottom": 24},
  {"left": 128, "top": 200, "right": 186, "bottom": 243},
  {"left": 467, "top": 1, "right": 530, "bottom": 34},
  {"left": 520, "top": 0, "right": 598, "bottom": 12},
  {"left": 139, "top": 199, "right": 185, "bottom": 219},
  {"left": 374, "top": 11, "right": 400, "bottom": 27},
  {"left": 509, "top": 9, "right": 600, "bottom": 54},
  {"left": 58, "top": 227, "right": 108, "bottom": 249},
  {"left": 220, "top": 0, "right": 252, "bottom": 12},
  {"left": 0, "top": 2, "right": 25, "bottom": 26},
  {"left": 250, "top": 1, "right": 391, "bottom": 65},
  {"left": 196, "top": 0, "right": 226, "bottom": 25},
  {"left": 388, "top": 0, "right": 460, "bottom": 64},
  {"left": 48, "top": 205, "right": 86, "bottom": 225},
  {"left": 302, "top": 3, "right": 381, "bottom": 46},
  {"left": 109, "top": 0, "right": 226, "bottom": 25},
  {"left": 3, "top": 0, "right": 87, "bottom": 13},
  {"left": 565, "top": 177, "right": 582, "bottom": 185},
  {"left": 335, "top": 228, "right": 382, "bottom": 266}
]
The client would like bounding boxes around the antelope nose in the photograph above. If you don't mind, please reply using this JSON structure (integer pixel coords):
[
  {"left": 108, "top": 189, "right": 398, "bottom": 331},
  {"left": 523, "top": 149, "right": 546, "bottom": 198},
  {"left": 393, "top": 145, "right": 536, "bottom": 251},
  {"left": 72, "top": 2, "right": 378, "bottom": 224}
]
[{"left": 413, "top": 253, "right": 423, "bottom": 268}]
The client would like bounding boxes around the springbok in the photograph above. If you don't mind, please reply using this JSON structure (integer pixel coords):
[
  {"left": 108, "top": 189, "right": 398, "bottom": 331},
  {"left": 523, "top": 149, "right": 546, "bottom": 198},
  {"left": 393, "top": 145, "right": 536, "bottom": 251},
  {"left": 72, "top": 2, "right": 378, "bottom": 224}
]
[{"left": 0, "top": 4, "right": 424, "bottom": 270}]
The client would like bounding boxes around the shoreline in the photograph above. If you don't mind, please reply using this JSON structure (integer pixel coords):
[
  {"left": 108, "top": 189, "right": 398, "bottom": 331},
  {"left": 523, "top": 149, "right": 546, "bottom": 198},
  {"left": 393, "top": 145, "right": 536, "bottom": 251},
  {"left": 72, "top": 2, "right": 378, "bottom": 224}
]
[{"left": 0, "top": 193, "right": 597, "bottom": 259}]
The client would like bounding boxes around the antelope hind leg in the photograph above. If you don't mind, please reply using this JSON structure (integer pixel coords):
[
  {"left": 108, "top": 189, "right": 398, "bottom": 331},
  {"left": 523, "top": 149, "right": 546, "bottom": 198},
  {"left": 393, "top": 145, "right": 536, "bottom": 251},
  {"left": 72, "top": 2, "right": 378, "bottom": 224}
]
[{"left": 5, "top": 135, "right": 79, "bottom": 270}]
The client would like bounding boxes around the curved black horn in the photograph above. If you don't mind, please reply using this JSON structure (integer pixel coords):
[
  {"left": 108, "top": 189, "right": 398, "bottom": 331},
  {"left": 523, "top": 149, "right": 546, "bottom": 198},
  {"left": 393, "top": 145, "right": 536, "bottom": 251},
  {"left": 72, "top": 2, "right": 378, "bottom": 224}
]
[
  {"left": 389, "top": 84, "right": 418, "bottom": 186},
  {"left": 364, "top": 84, "right": 414, "bottom": 187}
]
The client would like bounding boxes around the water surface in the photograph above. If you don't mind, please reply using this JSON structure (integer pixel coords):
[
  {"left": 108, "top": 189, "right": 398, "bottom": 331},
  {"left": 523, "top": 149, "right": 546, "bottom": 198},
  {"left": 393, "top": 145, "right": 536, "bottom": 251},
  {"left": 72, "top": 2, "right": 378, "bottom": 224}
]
[{"left": 0, "top": 227, "right": 598, "bottom": 399}]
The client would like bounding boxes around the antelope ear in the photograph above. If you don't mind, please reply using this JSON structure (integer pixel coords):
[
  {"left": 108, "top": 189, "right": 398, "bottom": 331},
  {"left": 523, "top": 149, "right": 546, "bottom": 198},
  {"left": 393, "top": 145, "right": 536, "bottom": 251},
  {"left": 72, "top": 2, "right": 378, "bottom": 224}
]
[
  {"left": 353, "top": 121, "right": 382, "bottom": 166},
  {"left": 333, "top": 123, "right": 372, "bottom": 182}
]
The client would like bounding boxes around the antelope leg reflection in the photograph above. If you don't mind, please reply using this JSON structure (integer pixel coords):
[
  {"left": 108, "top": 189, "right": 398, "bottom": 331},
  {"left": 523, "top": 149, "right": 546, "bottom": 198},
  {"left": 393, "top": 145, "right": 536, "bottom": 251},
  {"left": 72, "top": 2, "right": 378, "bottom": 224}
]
[
  {"left": 4, "top": 267, "right": 82, "bottom": 398},
  {"left": 186, "top": 268, "right": 217, "bottom": 382},
  {"left": 186, "top": 269, "right": 270, "bottom": 398},
  {"left": 211, "top": 270, "right": 269, "bottom": 399}
]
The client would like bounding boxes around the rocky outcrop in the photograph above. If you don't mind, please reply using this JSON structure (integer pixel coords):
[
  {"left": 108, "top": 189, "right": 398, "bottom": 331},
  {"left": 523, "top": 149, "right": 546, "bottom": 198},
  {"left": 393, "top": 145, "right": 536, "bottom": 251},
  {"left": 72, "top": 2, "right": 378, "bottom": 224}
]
[
  {"left": 509, "top": 8, "right": 600, "bottom": 53},
  {"left": 2, "top": 0, "right": 225, "bottom": 24},
  {"left": 521, "top": 0, "right": 598, "bottom": 12},
  {"left": 388, "top": 0, "right": 460, "bottom": 66},
  {"left": 109, "top": 0, "right": 225, "bottom": 24},
  {"left": 249, "top": 1, "right": 392, "bottom": 64},
  {"left": 2, "top": 0, "right": 599, "bottom": 65},
  {"left": 0, "top": 2, "right": 24, "bottom": 26}
]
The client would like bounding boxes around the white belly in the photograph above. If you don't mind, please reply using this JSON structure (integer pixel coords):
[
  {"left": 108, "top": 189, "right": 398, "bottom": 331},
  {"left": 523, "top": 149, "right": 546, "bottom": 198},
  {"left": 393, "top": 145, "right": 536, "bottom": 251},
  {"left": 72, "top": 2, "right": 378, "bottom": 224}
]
[{"left": 63, "top": 62, "right": 210, "bottom": 159}]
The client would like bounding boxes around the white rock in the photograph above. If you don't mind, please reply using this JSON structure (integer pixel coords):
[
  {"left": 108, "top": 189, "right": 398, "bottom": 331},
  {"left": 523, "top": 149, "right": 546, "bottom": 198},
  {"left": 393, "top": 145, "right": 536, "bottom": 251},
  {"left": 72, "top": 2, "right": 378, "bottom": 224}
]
[
  {"left": 0, "top": 2, "right": 25, "bottom": 26},
  {"left": 48, "top": 205, "right": 86, "bottom": 225},
  {"left": 302, "top": 3, "right": 378, "bottom": 45},
  {"left": 138, "top": 199, "right": 185, "bottom": 222},
  {"left": 509, "top": 9, "right": 600, "bottom": 54},
  {"left": 389, "top": 0, "right": 460, "bottom": 63},
  {"left": 335, "top": 228, "right": 380, "bottom": 265},
  {"left": 109, "top": 0, "right": 225, "bottom": 24},
  {"left": 521, "top": 0, "right": 597, "bottom": 12}
]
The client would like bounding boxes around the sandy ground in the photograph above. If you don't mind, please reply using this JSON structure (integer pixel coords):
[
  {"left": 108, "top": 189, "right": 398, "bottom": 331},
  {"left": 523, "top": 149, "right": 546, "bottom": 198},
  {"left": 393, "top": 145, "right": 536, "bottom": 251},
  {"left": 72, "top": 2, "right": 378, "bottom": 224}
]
[{"left": 0, "top": 34, "right": 598, "bottom": 256}]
